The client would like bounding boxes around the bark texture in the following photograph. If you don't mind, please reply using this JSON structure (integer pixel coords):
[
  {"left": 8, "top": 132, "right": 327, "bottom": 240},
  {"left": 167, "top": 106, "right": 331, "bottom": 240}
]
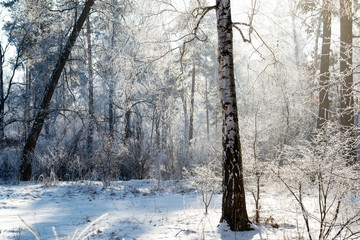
[
  {"left": 317, "top": 0, "right": 331, "bottom": 129},
  {"left": 216, "top": 0, "right": 251, "bottom": 231},
  {"left": 20, "top": 0, "right": 95, "bottom": 181}
]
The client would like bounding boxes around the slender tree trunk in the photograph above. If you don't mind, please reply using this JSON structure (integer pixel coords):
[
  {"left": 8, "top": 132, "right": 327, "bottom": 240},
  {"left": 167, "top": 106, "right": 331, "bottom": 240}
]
[
  {"left": 205, "top": 77, "right": 210, "bottom": 139},
  {"left": 109, "top": 80, "right": 114, "bottom": 139},
  {"left": 86, "top": 16, "right": 94, "bottom": 158},
  {"left": 181, "top": 90, "right": 189, "bottom": 143},
  {"left": 24, "top": 67, "right": 31, "bottom": 141},
  {"left": 108, "top": 17, "right": 116, "bottom": 140},
  {"left": 317, "top": 0, "right": 331, "bottom": 129},
  {"left": 289, "top": 0, "right": 300, "bottom": 68},
  {"left": 216, "top": 0, "right": 251, "bottom": 231},
  {"left": 253, "top": 110, "right": 260, "bottom": 224},
  {"left": 0, "top": 44, "right": 4, "bottom": 145},
  {"left": 124, "top": 109, "right": 132, "bottom": 142},
  {"left": 189, "top": 64, "right": 195, "bottom": 144},
  {"left": 161, "top": 111, "right": 169, "bottom": 149},
  {"left": 155, "top": 113, "right": 160, "bottom": 149},
  {"left": 20, "top": 0, "right": 95, "bottom": 181},
  {"left": 339, "top": 0, "right": 356, "bottom": 163},
  {"left": 62, "top": 70, "right": 66, "bottom": 110}
]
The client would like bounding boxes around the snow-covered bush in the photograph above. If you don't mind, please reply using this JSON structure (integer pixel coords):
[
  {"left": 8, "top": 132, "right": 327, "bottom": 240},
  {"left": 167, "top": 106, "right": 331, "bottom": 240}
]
[
  {"left": 184, "top": 161, "right": 222, "bottom": 214},
  {"left": 0, "top": 147, "right": 20, "bottom": 183},
  {"left": 275, "top": 123, "right": 360, "bottom": 239}
]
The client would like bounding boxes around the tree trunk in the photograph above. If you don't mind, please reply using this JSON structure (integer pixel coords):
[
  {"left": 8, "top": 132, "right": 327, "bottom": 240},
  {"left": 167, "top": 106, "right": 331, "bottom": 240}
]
[
  {"left": 189, "top": 63, "right": 195, "bottom": 145},
  {"left": 289, "top": 0, "right": 300, "bottom": 68},
  {"left": 20, "top": 0, "right": 95, "bottom": 181},
  {"left": 216, "top": 0, "right": 251, "bottom": 231},
  {"left": 124, "top": 109, "right": 132, "bottom": 142},
  {"left": 24, "top": 67, "right": 31, "bottom": 141},
  {"left": 205, "top": 77, "right": 210, "bottom": 139},
  {"left": 0, "top": 44, "right": 4, "bottom": 145},
  {"left": 86, "top": 16, "right": 94, "bottom": 158},
  {"left": 108, "top": 17, "right": 116, "bottom": 140},
  {"left": 181, "top": 90, "right": 189, "bottom": 143},
  {"left": 155, "top": 113, "right": 160, "bottom": 149},
  {"left": 339, "top": 0, "right": 356, "bottom": 163},
  {"left": 317, "top": 0, "right": 331, "bottom": 129},
  {"left": 109, "top": 80, "right": 115, "bottom": 139}
]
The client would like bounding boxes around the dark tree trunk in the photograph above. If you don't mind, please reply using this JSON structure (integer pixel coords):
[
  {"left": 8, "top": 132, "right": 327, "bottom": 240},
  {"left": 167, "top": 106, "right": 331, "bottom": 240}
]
[
  {"left": 24, "top": 67, "right": 32, "bottom": 141},
  {"left": 205, "top": 77, "right": 210, "bottom": 139},
  {"left": 20, "top": 0, "right": 95, "bottom": 181},
  {"left": 124, "top": 109, "right": 132, "bottom": 142},
  {"left": 317, "top": 0, "right": 331, "bottom": 129},
  {"left": 339, "top": 0, "right": 356, "bottom": 163},
  {"left": 0, "top": 44, "right": 4, "bottom": 145},
  {"left": 109, "top": 80, "right": 114, "bottom": 139},
  {"left": 155, "top": 113, "right": 160, "bottom": 149},
  {"left": 181, "top": 91, "right": 189, "bottom": 143},
  {"left": 216, "top": 0, "right": 251, "bottom": 231},
  {"left": 188, "top": 64, "right": 195, "bottom": 144},
  {"left": 108, "top": 17, "right": 116, "bottom": 140},
  {"left": 161, "top": 111, "right": 168, "bottom": 149},
  {"left": 86, "top": 16, "right": 94, "bottom": 158}
]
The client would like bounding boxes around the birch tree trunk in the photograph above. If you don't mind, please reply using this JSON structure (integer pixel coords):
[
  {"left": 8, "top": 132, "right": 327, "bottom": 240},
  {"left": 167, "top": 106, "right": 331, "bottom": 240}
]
[
  {"left": 20, "top": 0, "right": 95, "bottom": 181},
  {"left": 317, "top": 0, "right": 331, "bottom": 129},
  {"left": 216, "top": 0, "right": 251, "bottom": 231}
]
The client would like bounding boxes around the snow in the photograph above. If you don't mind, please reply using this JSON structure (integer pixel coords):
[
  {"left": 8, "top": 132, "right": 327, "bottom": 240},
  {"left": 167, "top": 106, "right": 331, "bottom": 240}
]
[{"left": 1, "top": 180, "right": 308, "bottom": 239}]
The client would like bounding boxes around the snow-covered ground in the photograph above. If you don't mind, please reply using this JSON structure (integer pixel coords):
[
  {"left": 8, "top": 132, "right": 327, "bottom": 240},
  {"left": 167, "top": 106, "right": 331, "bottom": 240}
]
[{"left": 0, "top": 180, "right": 312, "bottom": 239}]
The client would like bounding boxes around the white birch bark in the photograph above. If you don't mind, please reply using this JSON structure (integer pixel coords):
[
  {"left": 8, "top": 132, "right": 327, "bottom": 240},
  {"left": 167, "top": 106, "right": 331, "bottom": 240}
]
[{"left": 216, "top": 0, "right": 251, "bottom": 231}]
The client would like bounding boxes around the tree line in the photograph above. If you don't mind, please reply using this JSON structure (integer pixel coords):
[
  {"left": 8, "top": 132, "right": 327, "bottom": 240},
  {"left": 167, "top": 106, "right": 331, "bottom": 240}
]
[{"left": 1, "top": 0, "right": 360, "bottom": 233}]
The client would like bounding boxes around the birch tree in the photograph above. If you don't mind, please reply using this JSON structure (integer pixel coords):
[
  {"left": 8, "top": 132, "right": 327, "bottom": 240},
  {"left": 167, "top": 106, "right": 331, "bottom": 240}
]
[{"left": 216, "top": 0, "right": 251, "bottom": 231}]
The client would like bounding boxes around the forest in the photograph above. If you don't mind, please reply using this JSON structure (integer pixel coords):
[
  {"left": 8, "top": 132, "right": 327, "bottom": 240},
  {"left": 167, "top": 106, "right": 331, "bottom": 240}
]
[{"left": 1, "top": 0, "right": 360, "bottom": 239}]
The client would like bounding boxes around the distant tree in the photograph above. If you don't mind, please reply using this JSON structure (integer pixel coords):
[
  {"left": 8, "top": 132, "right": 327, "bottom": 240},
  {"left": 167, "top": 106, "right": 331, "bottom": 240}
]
[
  {"left": 188, "top": 63, "right": 195, "bottom": 145},
  {"left": 317, "top": 0, "right": 332, "bottom": 129},
  {"left": 86, "top": 16, "right": 95, "bottom": 158},
  {"left": 339, "top": 0, "right": 356, "bottom": 163},
  {"left": 0, "top": 42, "right": 23, "bottom": 146}
]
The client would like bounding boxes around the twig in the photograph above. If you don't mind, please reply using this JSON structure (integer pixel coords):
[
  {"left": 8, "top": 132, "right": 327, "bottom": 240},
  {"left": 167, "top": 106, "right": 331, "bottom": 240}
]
[
  {"left": 75, "top": 213, "right": 109, "bottom": 240},
  {"left": 18, "top": 215, "right": 41, "bottom": 240},
  {"left": 175, "top": 229, "right": 183, "bottom": 237}
]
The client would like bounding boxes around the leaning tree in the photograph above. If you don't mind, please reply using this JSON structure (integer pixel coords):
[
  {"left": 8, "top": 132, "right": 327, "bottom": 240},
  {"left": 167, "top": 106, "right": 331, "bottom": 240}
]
[{"left": 20, "top": 0, "right": 95, "bottom": 181}]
